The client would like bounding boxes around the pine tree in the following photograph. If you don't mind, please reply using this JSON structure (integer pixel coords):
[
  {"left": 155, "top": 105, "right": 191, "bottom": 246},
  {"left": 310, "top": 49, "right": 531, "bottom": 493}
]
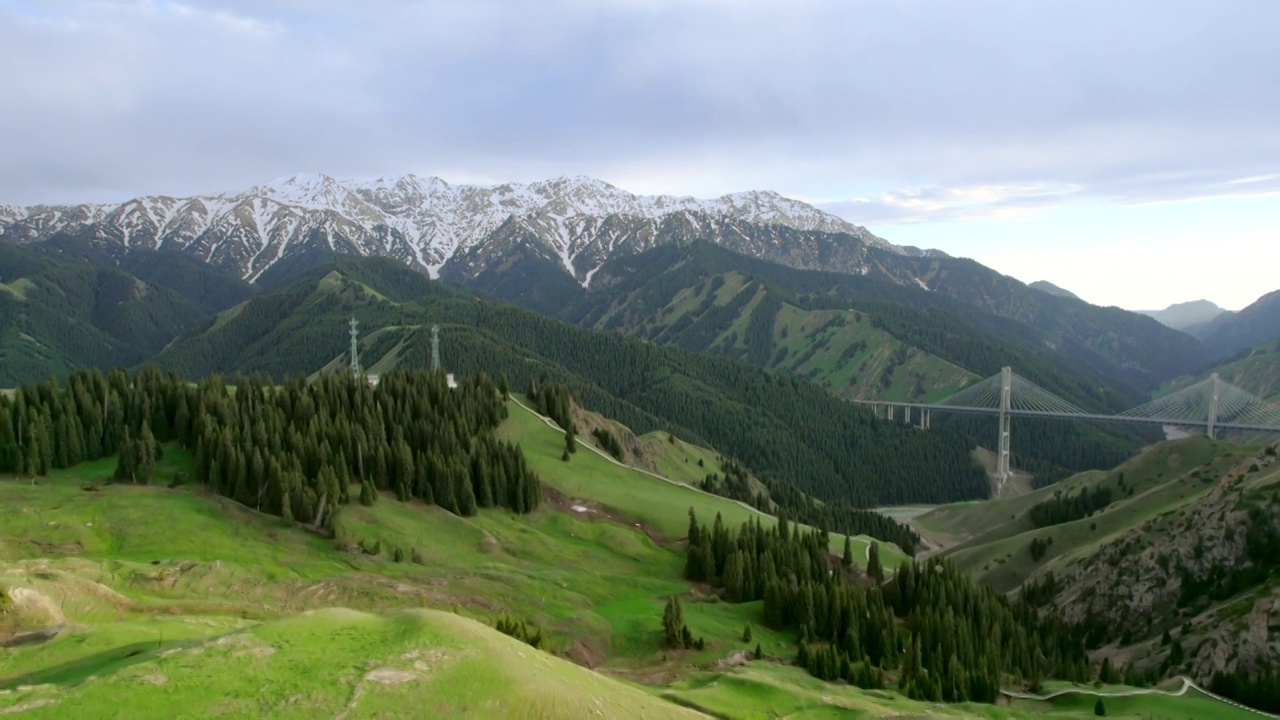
[
  {"left": 360, "top": 479, "right": 378, "bottom": 506},
  {"left": 742, "top": 623, "right": 753, "bottom": 643},
  {"left": 867, "top": 542, "right": 884, "bottom": 585},
  {"left": 662, "top": 596, "right": 685, "bottom": 649},
  {"left": 842, "top": 534, "right": 854, "bottom": 570},
  {"left": 138, "top": 423, "right": 157, "bottom": 484},
  {"left": 114, "top": 428, "right": 137, "bottom": 483},
  {"left": 1093, "top": 698, "right": 1106, "bottom": 716}
]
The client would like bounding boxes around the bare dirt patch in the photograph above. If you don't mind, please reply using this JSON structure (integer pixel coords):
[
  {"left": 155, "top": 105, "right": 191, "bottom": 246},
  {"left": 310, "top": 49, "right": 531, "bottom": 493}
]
[
  {"left": 139, "top": 674, "right": 168, "bottom": 686},
  {"left": 364, "top": 668, "right": 419, "bottom": 685},
  {"left": 566, "top": 640, "right": 606, "bottom": 669},
  {"left": 716, "top": 650, "right": 752, "bottom": 668},
  {"left": 9, "top": 587, "right": 66, "bottom": 625},
  {"left": 0, "top": 699, "right": 58, "bottom": 715},
  {"left": 541, "top": 485, "right": 666, "bottom": 544}
]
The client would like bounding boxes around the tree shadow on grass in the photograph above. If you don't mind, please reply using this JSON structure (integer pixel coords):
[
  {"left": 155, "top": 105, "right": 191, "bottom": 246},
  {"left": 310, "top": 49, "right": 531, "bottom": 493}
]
[{"left": 0, "top": 638, "right": 199, "bottom": 690}]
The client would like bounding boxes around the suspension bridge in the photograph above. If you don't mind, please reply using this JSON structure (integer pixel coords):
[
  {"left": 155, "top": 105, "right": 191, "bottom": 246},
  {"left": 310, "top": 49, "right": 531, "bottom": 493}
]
[{"left": 856, "top": 367, "right": 1280, "bottom": 483}]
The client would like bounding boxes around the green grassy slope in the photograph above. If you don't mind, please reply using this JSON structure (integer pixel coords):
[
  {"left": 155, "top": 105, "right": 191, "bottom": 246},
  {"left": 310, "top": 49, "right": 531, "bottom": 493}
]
[
  {"left": 3, "top": 609, "right": 706, "bottom": 719},
  {"left": 1161, "top": 338, "right": 1280, "bottom": 401},
  {"left": 917, "top": 436, "right": 1255, "bottom": 593},
  {"left": 152, "top": 257, "right": 991, "bottom": 508},
  {"left": 663, "top": 663, "right": 1259, "bottom": 720},
  {"left": 0, "top": 419, "right": 1250, "bottom": 718},
  {"left": 575, "top": 268, "right": 976, "bottom": 403},
  {"left": 563, "top": 241, "right": 1168, "bottom": 407},
  {"left": 499, "top": 396, "right": 907, "bottom": 568}
]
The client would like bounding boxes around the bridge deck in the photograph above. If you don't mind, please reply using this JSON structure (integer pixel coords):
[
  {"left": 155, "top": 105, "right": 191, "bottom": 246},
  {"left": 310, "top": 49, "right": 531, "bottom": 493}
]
[{"left": 854, "top": 401, "right": 1280, "bottom": 433}]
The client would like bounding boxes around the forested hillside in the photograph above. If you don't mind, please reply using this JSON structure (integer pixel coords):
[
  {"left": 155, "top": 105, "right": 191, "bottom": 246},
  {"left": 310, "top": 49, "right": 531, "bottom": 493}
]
[
  {"left": 554, "top": 242, "right": 1159, "bottom": 485},
  {"left": 1163, "top": 337, "right": 1280, "bottom": 401},
  {"left": 0, "top": 242, "right": 1182, "bottom": 501},
  {"left": 681, "top": 511, "right": 1090, "bottom": 703},
  {"left": 151, "top": 257, "right": 989, "bottom": 507},
  {"left": 918, "top": 436, "right": 1280, "bottom": 714},
  {"left": 0, "top": 244, "right": 209, "bottom": 387},
  {"left": 563, "top": 242, "right": 1148, "bottom": 407},
  {"left": 573, "top": 266, "right": 975, "bottom": 403},
  {"left": 29, "top": 235, "right": 258, "bottom": 315},
  {"left": 1187, "top": 289, "right": 1280, "bottom": 359},
  {"left": 481, "top": 239, "right": 1205, "bottom": 394},
  {"left": 0, "top": 367, "right": 541, "bottom": 533}
]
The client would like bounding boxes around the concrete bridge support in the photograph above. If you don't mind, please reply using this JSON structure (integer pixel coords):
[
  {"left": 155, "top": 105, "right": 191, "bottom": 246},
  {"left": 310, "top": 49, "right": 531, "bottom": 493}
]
[{"left": 996, "top": 366, "right": 1012, "bottom": 485}]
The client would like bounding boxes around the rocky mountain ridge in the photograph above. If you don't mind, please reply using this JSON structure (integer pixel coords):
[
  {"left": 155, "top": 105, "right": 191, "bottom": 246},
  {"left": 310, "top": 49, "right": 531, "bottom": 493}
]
[
  {"left": 1048, "top": 445, "right": 1279, "bottom": 681},
  {"left": 0, "top": 174, "right": 937, "bottom": 283}
]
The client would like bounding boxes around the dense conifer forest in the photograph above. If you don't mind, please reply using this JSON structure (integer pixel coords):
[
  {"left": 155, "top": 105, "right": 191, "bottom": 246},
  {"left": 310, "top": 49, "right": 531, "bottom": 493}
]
[
  {"left": 682, "top": 509, "right": 1090, "bottom": 703},
  {"left": 1029, "top": 485, "right": 1114, "bottom": 528},
  {"left": 1210, "top": 668, "right": 1280, "bottom": 713},
  {"left": 698, "top": 459, "right": 922, "bottom": 554},
  {"left": 0, "top": 367, "right": 542, "bottom": 531},
  {"left": 519, "top": 380, "right": 924, "bottom": 551},
  {"left": 395, "top": 315, "right": 990, "bottom": 508}
]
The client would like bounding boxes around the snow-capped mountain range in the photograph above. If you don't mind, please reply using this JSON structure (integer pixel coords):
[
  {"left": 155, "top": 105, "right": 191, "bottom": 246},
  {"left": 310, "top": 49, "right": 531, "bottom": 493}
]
[{"left": 0, "top": 174, "right": 935, "bottom": 284}]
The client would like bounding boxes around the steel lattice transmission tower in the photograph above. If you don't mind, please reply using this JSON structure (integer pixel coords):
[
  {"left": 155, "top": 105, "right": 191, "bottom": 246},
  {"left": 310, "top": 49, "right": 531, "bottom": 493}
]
[
  {"left": 349, "top": 316, "right": 361, "bottom": 378},
  {"left": 431, "top": 325, "right": 440, "bottom": 373}
]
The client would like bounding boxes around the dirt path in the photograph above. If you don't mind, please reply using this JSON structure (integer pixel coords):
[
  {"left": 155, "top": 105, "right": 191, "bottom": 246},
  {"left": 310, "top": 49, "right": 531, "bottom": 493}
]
[
  {"left": 510, "top": 397, "right": 902, "bottom": 568},
  {"left": 1002, "top": 676, "right": 1280, "bottom": 718},
  {"left": 510, "top": 396, "right": 778, "bottom": 523}
]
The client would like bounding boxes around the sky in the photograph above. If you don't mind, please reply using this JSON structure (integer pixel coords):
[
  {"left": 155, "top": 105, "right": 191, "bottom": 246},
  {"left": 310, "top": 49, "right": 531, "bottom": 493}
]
[{"left": 1, "top": 0, "right": 1277, "bottom": 310}]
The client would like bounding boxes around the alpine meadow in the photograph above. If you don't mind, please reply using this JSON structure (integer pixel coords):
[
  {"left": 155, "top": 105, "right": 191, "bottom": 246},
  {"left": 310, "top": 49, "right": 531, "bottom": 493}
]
[{"left": 4, "top": 1, "right": 1280, "bottom": 718}]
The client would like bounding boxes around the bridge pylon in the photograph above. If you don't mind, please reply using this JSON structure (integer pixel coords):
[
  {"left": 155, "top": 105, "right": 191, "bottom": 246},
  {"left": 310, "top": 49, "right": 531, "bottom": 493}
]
[
  {"left": 1207, "top": 373, "right": 1219, "bottom": 440},
  {"left": 996, "top": 366, "right": 1012, "bottom": 486}
]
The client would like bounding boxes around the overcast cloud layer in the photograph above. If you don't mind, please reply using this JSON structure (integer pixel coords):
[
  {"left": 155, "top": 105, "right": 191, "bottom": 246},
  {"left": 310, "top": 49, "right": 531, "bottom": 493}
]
[{"left": 2, "top": 0, "right": 1278, "bottom": 302}]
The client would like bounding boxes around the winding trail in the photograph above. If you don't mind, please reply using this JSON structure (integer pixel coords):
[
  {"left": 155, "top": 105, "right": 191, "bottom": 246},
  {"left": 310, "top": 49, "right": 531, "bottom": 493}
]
[
  {"left": 510, "top": 396, "right": 770, "bottom": 519},
  {"left": 509, "top": 397, "right": 882, "bottom": 559},
  {"left": 514, "top": 400, "right": 1276, "bottom": 720},
  {"left": 1002, "top": 676, "right": 1279, "bottom": 718}
]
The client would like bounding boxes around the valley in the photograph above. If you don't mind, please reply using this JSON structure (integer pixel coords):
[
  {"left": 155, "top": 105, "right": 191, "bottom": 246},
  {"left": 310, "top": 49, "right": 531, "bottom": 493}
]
[
  {"left": 5, "top": 2, "right": 1279, "bottom": 715},
  {"left": 4, "top": 382, "right": 1272, "bottom": 718},
  {"left": 2, "top": 181, "right": 1278, "bottom": 719}
]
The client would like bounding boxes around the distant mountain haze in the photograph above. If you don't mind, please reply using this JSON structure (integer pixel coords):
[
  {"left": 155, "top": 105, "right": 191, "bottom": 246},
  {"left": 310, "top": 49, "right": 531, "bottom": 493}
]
[
  {"left": 1028, "top": 280, "right": 1081, "bottom": 301},
  {"left": 1136, "top": 299, "right": 1228, "bottom": 331},
  {"left": 1184, "top": 290, "right": 1280, "bottom": 359}
]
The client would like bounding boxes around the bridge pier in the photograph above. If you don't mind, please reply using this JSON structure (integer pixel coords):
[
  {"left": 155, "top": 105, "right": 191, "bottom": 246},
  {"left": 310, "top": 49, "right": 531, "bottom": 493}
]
[
  {"left": 905, "top": 406, "right": 911, "bottom": 425},
  {"left": 1208, "top": 373, "right": 1219, "bottom": 440},
  {"left": 996, "top": 366, "right": 1012, "bottom": 485}
]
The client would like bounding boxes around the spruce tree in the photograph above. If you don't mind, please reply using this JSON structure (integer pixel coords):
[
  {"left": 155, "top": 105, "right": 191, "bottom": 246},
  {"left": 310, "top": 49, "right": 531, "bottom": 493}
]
[
  {"left": 138, "top": 423, "right": 157, "bottom": 484},
  {"left": 1093, "top": 698, "right": 1106, "bottom": 716},
  {"left": 867, "top": 542, "right": 884, "bottom": 585}
]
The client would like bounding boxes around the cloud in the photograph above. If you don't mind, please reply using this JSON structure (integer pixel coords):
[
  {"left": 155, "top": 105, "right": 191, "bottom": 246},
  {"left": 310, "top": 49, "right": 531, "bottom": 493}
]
[
  {"left": 820, "top": 171, "right": 1280, "bottom": 226},
  {"left": 1, "top": 0, "right": 1278, "bottom": 220}
]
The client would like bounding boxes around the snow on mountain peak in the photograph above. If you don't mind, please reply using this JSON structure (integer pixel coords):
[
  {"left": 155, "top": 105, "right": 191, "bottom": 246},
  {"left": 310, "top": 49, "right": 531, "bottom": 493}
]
[{"left": 0, "top": 173, "right": 913, "bottom": 281}]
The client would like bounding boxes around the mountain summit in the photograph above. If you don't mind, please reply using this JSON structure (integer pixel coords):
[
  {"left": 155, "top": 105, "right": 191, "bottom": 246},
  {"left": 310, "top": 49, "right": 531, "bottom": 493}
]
[
  {"left": 1137, "top": 299, "right": 1227, "bottom": 331},
  {"left": 0, "top": 174, "right": 934, "bottom": 283},
  {"left": 1028, "top": 280, "right": 1082, "bottom": 301}
]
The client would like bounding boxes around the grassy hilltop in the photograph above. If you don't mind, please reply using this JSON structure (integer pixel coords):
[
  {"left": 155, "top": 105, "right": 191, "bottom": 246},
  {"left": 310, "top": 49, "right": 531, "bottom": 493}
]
[{"left": 0, "top": 396, "right": 1263, "bottom": 718}]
